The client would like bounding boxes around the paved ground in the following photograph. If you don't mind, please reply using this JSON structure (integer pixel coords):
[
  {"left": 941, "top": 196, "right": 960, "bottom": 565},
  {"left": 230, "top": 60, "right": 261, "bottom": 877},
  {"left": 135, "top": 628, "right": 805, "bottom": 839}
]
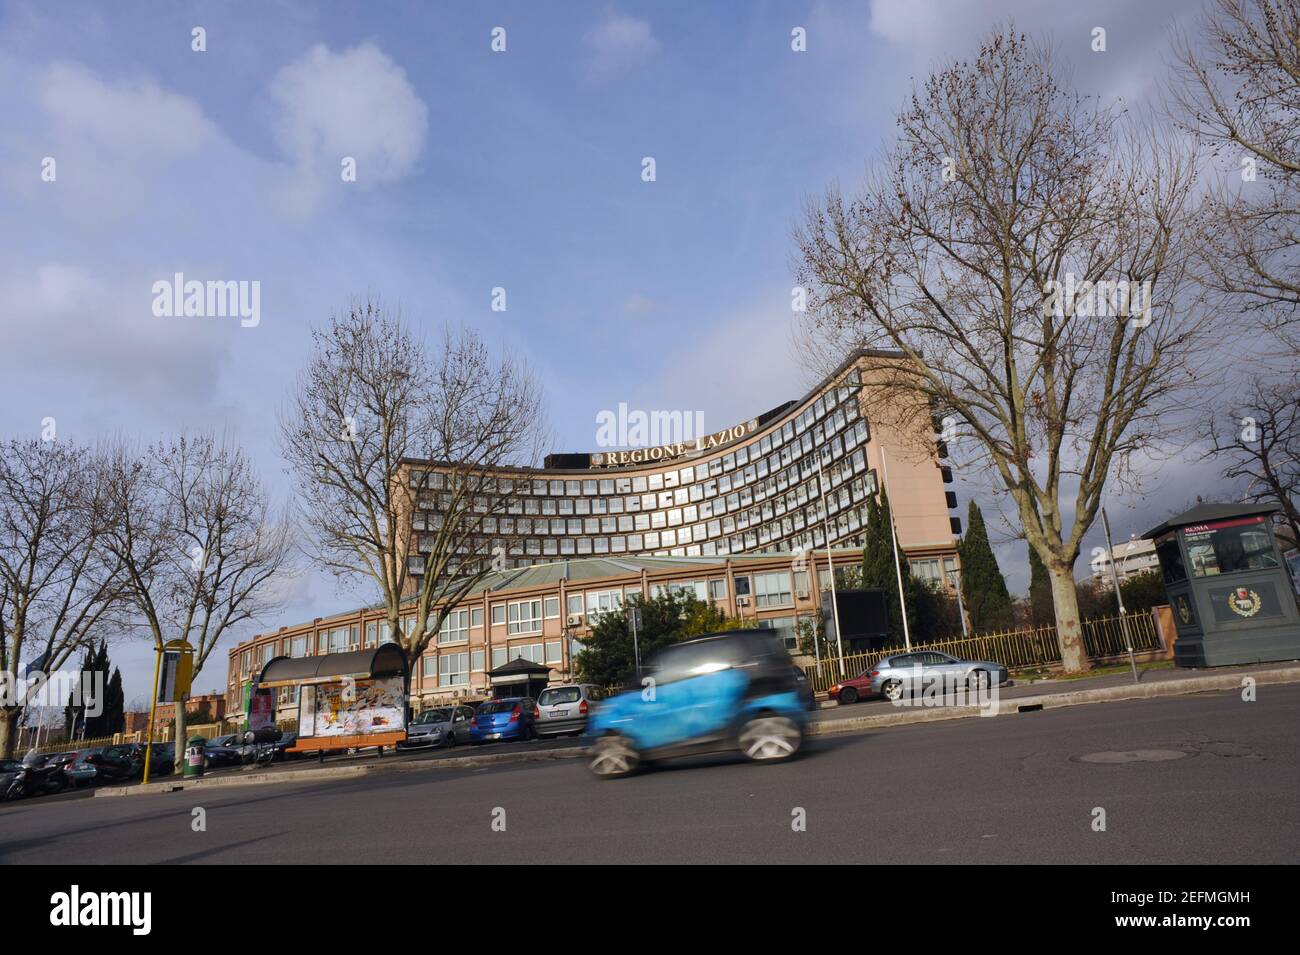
[{"left": 3, "top": 683, "right": 1296, "bottom": 864}]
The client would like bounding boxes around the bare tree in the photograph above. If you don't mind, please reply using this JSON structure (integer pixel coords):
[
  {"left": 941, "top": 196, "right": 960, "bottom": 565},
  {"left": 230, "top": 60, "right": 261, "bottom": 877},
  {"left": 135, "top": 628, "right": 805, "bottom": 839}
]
[
  {"left": 0, "top": 440, "right": 125, "bottom": 757},
  {"left": 280, "top": 301, "right": 548, "bottom": 677},
  {"left": 794, "top": 30, "right": 1211, "bottom": 672},
  {"left": 1170, "top": 0, "right": 1300, "bottom": 355},
  {"left": 97, "top": 434, "right": 293, "bottom": 770},
  {"left": 1207, "top": 374, "right": 1300, "bottom": 544}
]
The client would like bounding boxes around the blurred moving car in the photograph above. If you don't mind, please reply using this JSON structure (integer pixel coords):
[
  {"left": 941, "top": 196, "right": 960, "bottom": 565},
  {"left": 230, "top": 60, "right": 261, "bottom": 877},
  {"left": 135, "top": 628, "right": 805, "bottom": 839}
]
[
  {"left": 469, "top": 697, "right": 537, "bottom": 743},
  {"left": 401, "top": 706, "right": 473, "bottom": 748},
  {"left": 791, "top": 666, "right": 816, "bottom": 711},
  {"left": 828, "top": 651, "right": 1008, "bottom": 704},
  {"left": 586, "top": 629, "right": 808, "bottom": 779},
  {"left": 535, "top": 684, "right": 601, "bottom": 738}
]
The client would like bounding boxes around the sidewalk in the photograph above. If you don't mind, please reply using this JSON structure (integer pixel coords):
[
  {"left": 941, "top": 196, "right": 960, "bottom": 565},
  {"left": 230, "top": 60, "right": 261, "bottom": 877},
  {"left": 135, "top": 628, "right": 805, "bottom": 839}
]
[{"left": 83, "top": 658, "right": 1300, "bottom": 798}]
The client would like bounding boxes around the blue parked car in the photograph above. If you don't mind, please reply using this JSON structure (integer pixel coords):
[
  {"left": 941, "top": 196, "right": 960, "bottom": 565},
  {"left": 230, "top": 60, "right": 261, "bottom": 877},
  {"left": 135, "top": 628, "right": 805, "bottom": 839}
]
[
  {"left": 469, "top": 697, "right": 538, "bottom": 743},
  {"left": 586, "top": 629, "right": 808, "bottom": 778}
]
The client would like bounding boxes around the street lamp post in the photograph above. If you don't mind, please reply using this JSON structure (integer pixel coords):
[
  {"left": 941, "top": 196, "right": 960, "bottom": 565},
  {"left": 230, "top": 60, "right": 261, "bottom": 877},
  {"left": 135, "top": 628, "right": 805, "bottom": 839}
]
[{"left": 1101, "top": 506, "right": 1140, "bottom": 685}]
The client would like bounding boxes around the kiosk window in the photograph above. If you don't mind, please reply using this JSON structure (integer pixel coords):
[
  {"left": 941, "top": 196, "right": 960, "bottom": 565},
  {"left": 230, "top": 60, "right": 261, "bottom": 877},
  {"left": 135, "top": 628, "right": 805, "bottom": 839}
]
[{"left": 1184, "top": 521, "right": 1278, "bottom": 578}]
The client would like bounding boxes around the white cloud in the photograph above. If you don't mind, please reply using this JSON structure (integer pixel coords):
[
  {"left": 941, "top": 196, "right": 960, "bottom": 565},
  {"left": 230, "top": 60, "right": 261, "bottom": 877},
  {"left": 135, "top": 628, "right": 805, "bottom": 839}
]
[
  {"left": 268, "top": 42, "right": 427, "bottom": 186},
  {"left": 584, "top": 8, "right": 661, "bottom": 78},
  {"left": 40, "top": 62, "right": 216, "bottom": 156}
]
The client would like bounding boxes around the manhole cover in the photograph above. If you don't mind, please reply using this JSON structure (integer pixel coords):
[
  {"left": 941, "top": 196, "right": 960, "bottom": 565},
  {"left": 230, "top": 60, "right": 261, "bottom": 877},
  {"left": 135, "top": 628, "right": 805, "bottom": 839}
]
[{"left": 1079, "top": 749, "right": 1190, "bottom": 764}]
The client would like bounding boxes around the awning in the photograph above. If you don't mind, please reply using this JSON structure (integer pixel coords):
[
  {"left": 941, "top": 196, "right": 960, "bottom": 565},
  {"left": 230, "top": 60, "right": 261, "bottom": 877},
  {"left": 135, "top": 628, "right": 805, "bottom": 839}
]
[{"left": 256, "top": 643, "right": 408, "bottom": 688}]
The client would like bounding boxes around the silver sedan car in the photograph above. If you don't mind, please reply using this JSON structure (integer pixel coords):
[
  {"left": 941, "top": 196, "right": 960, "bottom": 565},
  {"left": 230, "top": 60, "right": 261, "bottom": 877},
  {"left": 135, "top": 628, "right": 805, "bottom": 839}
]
[
  {"left": 401, "top": 704, "right": 474, "bottom": 748},
  {"left": 868, "top": 651, "right": 1008, "bottom": 702}
]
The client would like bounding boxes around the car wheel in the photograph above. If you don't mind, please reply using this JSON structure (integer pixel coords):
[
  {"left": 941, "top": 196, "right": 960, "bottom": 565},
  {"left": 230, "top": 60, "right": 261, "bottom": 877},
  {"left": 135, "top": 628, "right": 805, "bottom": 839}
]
[
  {"left": 588, "top": 734, "right": 639, "bottom": 779},
  {"left": 738, "top": 715, "right": 802, "bottom": 762},
  {"left": 882, "top": 680, "right": 904, "bottom": 702},
  {"left": 839, "top": 685, "right": 859, "bottom": 705}
]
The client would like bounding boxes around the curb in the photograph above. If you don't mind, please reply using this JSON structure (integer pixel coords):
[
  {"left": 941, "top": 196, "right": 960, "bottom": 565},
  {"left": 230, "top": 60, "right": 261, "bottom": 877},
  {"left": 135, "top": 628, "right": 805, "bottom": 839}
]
[
  {"left": 806, "top": 665, "right": 1300, "bottom": 737},
  {"left": 93, "top": 745, "right": 588, "bottom": 798},
  {"left": 89, "top": 665, "right": 1300, "bottom": 796}
]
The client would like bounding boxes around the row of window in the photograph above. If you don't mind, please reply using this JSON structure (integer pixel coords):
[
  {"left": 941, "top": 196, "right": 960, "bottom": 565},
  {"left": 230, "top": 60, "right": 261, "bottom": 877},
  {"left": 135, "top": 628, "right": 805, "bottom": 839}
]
[
  {"left": 414, "top": 418, "right": 870, "bottom": 536},
  {"left": 409, "top": 378, "right": 863, "bottom": 497}
]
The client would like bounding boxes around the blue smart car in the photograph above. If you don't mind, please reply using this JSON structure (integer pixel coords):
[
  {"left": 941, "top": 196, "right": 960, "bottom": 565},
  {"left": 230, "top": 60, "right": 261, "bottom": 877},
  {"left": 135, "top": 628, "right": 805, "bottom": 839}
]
[{"left": 585, "top": 629, "right": 808, "bottom": 778}]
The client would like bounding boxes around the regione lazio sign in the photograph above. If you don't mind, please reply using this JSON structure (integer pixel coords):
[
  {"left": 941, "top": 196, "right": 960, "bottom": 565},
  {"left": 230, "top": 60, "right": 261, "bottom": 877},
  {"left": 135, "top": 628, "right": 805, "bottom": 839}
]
[{"left": 591, "top": 417, "right": 759, "bottom": 467}]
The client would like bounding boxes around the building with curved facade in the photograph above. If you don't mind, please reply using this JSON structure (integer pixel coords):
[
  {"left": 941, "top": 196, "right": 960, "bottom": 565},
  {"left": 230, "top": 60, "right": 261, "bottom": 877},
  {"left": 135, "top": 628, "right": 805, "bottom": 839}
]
[{"left": 403, "top": 349, "right": 960, "bottom": 581}]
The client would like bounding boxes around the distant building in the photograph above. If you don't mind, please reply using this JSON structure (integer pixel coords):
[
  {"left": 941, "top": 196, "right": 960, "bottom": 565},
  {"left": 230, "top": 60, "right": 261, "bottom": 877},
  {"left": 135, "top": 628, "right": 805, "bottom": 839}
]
[{"left": 1091, "top": 535, "right": 1159, "bottom": 587}]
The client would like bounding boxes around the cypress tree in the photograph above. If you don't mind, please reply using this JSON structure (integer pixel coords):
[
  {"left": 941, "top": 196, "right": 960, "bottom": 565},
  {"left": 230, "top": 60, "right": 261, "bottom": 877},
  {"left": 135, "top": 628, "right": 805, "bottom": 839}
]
[
  {"left": 1027, "top": 543, "right": 1054, "bottom": 628},
  {"left": 958, "top": 502, "right": 1014, "bottom": 632},
  {"left": 105, "top": 668, "right": 125, "bottom": 735}
]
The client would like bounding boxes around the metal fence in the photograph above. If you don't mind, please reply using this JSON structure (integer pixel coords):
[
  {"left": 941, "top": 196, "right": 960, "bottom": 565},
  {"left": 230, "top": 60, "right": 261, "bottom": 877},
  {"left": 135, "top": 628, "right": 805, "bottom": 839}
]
[{"left": 801, "top": 612, "right": 1163, "bottom": 693}]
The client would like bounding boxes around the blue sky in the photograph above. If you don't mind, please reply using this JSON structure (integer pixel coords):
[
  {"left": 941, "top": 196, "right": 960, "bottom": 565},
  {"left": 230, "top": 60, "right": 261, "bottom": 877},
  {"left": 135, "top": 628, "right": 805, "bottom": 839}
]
[{"left": 0, "top": 0, "right": 1220, "bottom": 701}]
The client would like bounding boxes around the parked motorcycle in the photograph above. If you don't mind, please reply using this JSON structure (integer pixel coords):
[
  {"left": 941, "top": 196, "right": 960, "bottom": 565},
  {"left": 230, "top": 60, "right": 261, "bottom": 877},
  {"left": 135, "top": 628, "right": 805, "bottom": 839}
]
[{"left": 3, "top": 751, "right": 68, "bottom": 801}]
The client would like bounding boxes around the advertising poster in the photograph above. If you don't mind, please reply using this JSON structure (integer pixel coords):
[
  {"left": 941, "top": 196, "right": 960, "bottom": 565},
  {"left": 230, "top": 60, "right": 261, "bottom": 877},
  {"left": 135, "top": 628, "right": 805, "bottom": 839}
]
[
  {"left": 298, "top": 685, "right": 316, "bottom": 737},
  {"left": 249, "top": 687, "right": 276, "bottom": 731},
  {"left": 312, "top": 677, "right": 406, "bottom": 737}
]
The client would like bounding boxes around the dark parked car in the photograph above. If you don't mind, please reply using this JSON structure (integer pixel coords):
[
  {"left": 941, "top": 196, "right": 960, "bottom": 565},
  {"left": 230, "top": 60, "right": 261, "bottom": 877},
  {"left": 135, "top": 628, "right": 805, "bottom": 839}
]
[
  {"left": 123, "top": 743, "right": 175, "bottom": 778},
  {"left": 66, "top": 746, "right": 135, "bottom": 786},
  {"left": 202, "top": 735, "right": 247, "bottom": 768}
]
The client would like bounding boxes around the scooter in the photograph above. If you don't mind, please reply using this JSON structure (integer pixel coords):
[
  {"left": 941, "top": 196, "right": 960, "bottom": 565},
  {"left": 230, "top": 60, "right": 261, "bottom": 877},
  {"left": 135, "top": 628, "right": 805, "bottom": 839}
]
[{"left": 3, "top": 751, "right": 68, "bottom": 801}]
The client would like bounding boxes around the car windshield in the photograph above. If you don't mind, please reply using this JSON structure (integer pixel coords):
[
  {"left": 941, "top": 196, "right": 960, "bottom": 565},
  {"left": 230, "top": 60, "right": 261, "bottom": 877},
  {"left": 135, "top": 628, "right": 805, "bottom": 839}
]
[
  {"left": 414, "top": 709, "right": 451, "bottom": 724},
  {"left": 539, "top": 687, "right": 580, "bottom": 706}
]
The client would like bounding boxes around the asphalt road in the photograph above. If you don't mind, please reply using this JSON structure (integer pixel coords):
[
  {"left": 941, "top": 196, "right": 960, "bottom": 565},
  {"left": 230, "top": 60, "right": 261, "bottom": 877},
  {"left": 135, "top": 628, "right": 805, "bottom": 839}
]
[{"left": 3, "top": 685, "right": 1297, "bottom": 864}]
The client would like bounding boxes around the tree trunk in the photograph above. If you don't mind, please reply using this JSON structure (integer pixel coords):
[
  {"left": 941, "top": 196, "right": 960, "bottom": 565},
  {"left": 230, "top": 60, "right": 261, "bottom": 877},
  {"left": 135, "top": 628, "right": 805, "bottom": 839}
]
[
  {"left": 172, "top": 699, "right": 188, "bottom": 773},
  {"left": 1048, "top": 560, "right": 1091, "bottom": 673},
  {"left": 0, "top": 707, "right": 18, "bottom": 759}
]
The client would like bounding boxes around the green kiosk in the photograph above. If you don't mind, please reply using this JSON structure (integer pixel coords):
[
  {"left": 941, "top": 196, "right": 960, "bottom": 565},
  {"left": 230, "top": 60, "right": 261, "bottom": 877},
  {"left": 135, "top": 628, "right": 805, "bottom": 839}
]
[{"left": 1144, "top": 503, "right": 1300, "bottom": 667}]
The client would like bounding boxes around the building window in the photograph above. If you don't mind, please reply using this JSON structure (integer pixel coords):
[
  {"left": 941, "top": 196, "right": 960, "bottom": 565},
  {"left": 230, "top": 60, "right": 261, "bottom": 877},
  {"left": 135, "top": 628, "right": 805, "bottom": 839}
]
[
  {"left": 438, "top": 609, "right": 469, "bottom": 645},
  {"left": 754, "top": 572, "right": 793, "bottom": 609},
  {"left": 471, "top": 649, "right": 486, "bottom": 672},
  {"left": 470, "top": 607, "right": 483, "bottom": 628},
  {"left": 545, "top": 640, "right": 562, "bottom": 664},
  {"left": 585, "top": 589, "right": 624, "bottom": 620},
  {"left": 491, "top": 604, "right": 505, "bottom": 625},
  {"left": 439, "top": 652, "right": 469, "bottom": 686},
  {"left": 507, "top": 599, "right": 543, "bottom": 635},
  {"left": 544, "top": 596, "right": 560, "bottom": 619},
  {"left": 509, "top": 642, "right": 545, "bottom": 664},
  {"left": 567, "top": 593, "right": 583, "bottom": 615},
  {"left": 422, "top": 656, "right": 437, "bottom": 678},
  {"left": 492, "top": 647, "right": 508, "bottom": 669}
]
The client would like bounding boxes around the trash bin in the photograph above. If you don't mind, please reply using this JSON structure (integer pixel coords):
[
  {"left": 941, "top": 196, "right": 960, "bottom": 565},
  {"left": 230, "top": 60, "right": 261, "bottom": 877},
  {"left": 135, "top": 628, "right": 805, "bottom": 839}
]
[{"left": 183, "top": 736, "right": 206, "bottom": 778}]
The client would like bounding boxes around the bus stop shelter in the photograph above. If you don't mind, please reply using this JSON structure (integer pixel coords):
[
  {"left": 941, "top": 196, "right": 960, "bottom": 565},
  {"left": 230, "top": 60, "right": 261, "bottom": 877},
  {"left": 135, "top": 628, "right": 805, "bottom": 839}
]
[
  {"left": 1143, "top": 502, "right": 1300, "bottom": 667},
  {"left": 257, "top": 643, "right": 409, "bottom": 755}
]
